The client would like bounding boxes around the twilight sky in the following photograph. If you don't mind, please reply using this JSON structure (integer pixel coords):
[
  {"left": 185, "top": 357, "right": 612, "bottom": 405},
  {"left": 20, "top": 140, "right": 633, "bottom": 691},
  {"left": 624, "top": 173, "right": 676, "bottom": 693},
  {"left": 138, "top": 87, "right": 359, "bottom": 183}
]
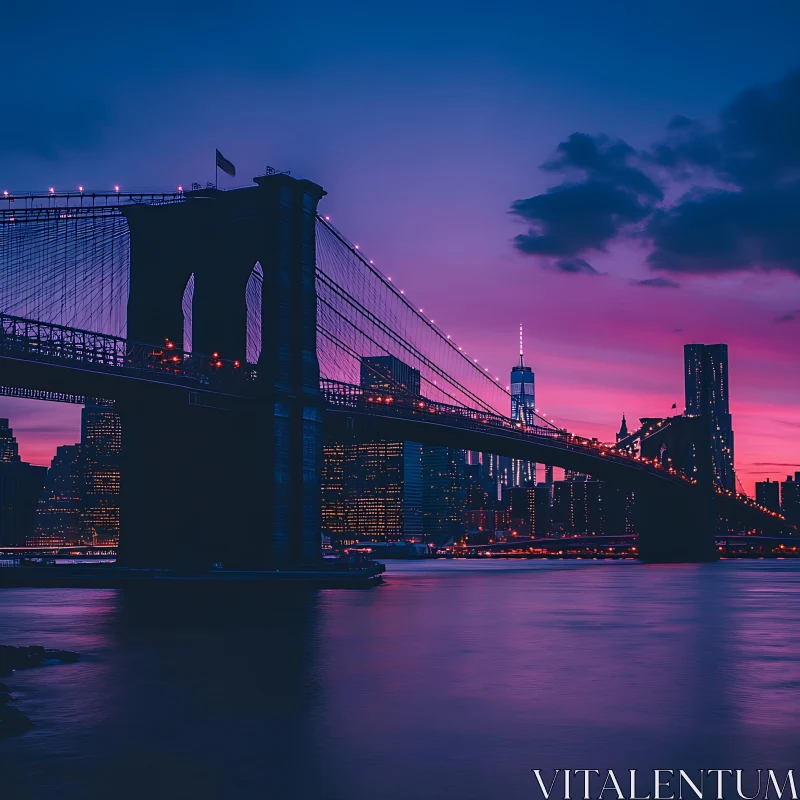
[{"left": 2, "top": 1, "right": 800, "bottom": 492}]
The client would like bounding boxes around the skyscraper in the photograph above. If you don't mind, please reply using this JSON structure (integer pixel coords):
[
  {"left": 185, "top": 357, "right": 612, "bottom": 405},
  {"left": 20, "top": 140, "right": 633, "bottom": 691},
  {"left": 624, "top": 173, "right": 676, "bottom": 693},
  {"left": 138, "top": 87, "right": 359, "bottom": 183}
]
[
  {"left": 322, "top": 356, "right": 424, "bottom": 545},
  {"left": 511, "top": 325, "right": 536, "bottom": 485},
  {"left": 0, "top": 419, "right": 47, "bottom": 547},
  {"left": 422, "top": 446, "right": 465, "bottom": 544},
  {"left": 30, "top": 444, "right": 85, "bottom": 547},
  {"left": 781, "top": 473, "right": 800, "bottom": 527},
  {"left": 684, "top": 343, "right": 735, "bottom": 490},
  {"left": 755, "top": 478, "right": 781, "bottom": 513},
  {"left": 80, "top": 400, "right": 121, "bottom": 545}
]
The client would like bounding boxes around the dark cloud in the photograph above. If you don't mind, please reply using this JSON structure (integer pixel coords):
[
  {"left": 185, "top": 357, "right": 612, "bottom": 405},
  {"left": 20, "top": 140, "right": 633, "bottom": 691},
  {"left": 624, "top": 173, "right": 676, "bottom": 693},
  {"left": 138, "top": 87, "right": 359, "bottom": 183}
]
[
  {"left": 0, "top": 98, "right": 112, "bottom": 161},
  {"left": 551, "top": 258, "right": 602, "bottom": 276},
  {"left": 511, "top": 133, "right": 661, "bottom": 258},
  {"left": 645, "top": 68, "right": 800, "bottom": 276},
  {"left": 637, "top": 277, "right": 680, "bottom": 289},
  {"left": 511, "top": 68, "right": 800, "bottom": 280},
  {"left": 774, "top": 309, "right": 800, "bottom": 323}
]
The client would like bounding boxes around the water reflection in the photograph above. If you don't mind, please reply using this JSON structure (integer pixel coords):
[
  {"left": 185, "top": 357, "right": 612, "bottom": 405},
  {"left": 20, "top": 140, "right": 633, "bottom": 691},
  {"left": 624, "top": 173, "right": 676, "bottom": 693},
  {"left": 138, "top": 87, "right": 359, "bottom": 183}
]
[{"left": 1, "top": 561, "right": 800, "bottom": 799}]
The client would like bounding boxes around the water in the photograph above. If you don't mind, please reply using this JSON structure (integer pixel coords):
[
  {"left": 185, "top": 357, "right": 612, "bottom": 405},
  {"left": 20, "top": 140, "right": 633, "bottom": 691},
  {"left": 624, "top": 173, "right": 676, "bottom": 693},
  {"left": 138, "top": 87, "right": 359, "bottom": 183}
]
[{"left": 2, "top": 559, "right": 800, "bottom": 799}]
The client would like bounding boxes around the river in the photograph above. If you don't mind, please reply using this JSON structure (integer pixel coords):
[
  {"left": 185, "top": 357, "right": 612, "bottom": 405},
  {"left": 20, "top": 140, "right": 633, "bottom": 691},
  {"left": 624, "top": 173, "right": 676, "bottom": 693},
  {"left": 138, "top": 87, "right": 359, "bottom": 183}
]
[{"left": 2, "top": 559, "right": 800, "bottom": 799}]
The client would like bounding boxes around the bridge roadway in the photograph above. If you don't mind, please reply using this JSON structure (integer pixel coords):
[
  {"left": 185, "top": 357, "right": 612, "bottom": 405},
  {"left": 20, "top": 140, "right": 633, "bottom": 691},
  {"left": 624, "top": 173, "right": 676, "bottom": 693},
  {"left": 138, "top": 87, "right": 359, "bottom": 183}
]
[{"left": 0, "top": 314, "right": 790, "bottom": 564}]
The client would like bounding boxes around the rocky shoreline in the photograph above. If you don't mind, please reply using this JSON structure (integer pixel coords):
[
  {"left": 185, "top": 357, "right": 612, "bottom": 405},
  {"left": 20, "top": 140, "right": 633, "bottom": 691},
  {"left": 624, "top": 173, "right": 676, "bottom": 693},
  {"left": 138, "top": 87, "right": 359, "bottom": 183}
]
[{"left": 0, "top": 645, "right": 79, "bottom": 738}]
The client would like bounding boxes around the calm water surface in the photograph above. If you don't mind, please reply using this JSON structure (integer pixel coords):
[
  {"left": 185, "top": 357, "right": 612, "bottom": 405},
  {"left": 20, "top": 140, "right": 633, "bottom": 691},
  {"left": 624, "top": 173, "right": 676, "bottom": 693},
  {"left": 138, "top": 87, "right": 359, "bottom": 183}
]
[{"left": 1, "top": 560, "right": 800, "bottom": 799}]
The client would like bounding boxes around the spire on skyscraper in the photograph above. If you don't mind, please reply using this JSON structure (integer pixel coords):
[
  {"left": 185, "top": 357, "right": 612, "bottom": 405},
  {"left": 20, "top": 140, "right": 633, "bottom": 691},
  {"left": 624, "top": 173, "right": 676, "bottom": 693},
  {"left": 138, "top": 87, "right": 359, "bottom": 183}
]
[
  {"left": 519, "top": 323, "right": 524, "bottom": 368},
  {"left": 616, "top": 413, "right": 629, "bottom": 443}
]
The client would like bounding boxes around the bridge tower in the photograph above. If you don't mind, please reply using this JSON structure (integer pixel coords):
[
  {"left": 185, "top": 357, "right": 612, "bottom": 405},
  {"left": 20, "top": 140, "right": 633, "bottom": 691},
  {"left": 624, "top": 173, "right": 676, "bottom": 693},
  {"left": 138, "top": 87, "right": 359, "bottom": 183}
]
[
  {"left": 636, "top": 415, "right": 718, "bottom": 562},
  {"left": 117, "top": 175, "right": 326, "bottom": 569}
]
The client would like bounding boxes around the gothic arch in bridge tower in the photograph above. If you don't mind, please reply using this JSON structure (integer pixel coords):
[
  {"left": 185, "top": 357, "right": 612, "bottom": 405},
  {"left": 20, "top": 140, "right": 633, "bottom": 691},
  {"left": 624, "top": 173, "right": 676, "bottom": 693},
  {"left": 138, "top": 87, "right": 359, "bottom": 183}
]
[
  {"left": 245, "top": 262, "right": 263, "bottom": 364},
  {"left": 182, "top": 273, "right": 195, "bottom": 352}
]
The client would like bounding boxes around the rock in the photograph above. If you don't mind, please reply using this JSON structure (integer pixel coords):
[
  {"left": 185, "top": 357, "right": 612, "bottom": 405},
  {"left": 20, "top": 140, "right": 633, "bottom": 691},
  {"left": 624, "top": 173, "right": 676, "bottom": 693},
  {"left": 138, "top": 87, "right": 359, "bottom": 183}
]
[
  {"left": 0, "top": 644, "right": 79, "bottom": 675},
  {"left": 0, "top": 681, "right": 9, "bottom": 692},
  {"left": 0, "top": 706, "right": 34, "bottom": 736},
  {"left": 0, "top": 692, "right": 12, "bottom": 705}
]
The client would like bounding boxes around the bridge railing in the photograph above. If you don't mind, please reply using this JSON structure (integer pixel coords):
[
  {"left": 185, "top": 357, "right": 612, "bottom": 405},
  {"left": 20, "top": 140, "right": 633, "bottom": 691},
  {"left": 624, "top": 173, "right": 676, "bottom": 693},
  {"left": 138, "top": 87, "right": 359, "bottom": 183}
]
[
  {"left": 0, "top": 313, "right": 252, "bottom": 391},
  {"left": 320, "top": 379, "right": 703, "bottom": 485}
]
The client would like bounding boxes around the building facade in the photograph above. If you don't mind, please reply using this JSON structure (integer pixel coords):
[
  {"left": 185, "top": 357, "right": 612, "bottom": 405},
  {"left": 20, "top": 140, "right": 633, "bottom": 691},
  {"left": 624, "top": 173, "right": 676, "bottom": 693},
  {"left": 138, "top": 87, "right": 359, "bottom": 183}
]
[
  {"left": 30, "top": 444, "right": 85, "bottom": 546},
  {"left": 684, "top": 343, "right": 735, "bottom": 490},
  {"left": 755, "top": 478, "right": 781, "bottom": 513},
  {"left": 510, "top": 325, "right": 536, "bottom": 486},
  {"left": 0, "top": 419, "right": 47, "bottom": 547},
  {"left": 80, "top": 400, "right": 122, "bottom": 546},
  {"left": 421, "top": 446, "right": 465, "bottom": 544},
  {"left": 781, "top": 473, "right": 800, "bottom": 527}
]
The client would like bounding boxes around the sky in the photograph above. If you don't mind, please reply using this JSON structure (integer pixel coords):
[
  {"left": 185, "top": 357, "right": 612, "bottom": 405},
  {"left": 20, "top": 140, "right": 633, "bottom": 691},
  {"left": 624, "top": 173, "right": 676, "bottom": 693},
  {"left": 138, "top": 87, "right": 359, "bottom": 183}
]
[{"left": 2, "top": 1, "right": 800, "bottom": 493}]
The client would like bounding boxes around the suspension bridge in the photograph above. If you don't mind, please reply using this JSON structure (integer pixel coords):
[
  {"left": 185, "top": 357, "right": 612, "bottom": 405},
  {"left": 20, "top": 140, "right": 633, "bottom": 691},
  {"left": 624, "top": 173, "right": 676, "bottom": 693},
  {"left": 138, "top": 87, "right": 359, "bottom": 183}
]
[{"left": 0, "top": 176, "right": 787, "bottom": 569}]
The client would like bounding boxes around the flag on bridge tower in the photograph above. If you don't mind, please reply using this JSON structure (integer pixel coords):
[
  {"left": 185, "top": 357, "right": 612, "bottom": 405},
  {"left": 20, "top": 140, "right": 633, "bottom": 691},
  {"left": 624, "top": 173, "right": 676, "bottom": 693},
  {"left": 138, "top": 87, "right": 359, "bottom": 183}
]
[{"left": 215, "top": 149, "right": 236, "bottom": 177}]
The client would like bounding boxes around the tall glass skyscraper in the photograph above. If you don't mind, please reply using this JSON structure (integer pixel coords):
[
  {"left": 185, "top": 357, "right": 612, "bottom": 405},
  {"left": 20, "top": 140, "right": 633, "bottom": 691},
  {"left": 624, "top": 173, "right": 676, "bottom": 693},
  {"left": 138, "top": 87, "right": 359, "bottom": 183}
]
[
  {"left": 684, "top": 343, "right": 735, "bottom": 491},
  {"left": 511, "top": 325, "right": 536, "bottom": 485}
]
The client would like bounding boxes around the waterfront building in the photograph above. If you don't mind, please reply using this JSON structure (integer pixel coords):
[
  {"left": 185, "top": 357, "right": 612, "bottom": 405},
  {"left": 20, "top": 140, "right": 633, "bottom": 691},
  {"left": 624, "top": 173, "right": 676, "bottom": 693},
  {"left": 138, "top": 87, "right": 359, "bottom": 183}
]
[
  {"left": 29, "top": 444, "right": 85, "bottom": 546},
  {"left": 552, "top": 479, "right": 627, "bottom": 535},
  {"left": 0, "top": 418, "right": 20, "bottom": 462},
  {"left": 755, "top": 478, "right": 781, "bottom": 513},
  {"left": 80, "top": 400, "right": 121, "bottom": 546},
  {"left": 684, "top": 343, "right": 735, "bottom": 490},
  {"left": 509, "top": 485, "right": 552, "bottom": 537},
  {"left": 781, "top": 473, "right": 800, "bottom": 527},
  {"left": 421, "top": 446, "right": 465, "bottom": 544},
  {"left": 0, "top": 420, "right": 47, "bottom": 547},
  {"left": 321, "top": 443, "right": 346, "bottom": 540},
  {"left": 322, "top": 356, "right": 426, "bottom": 545}
]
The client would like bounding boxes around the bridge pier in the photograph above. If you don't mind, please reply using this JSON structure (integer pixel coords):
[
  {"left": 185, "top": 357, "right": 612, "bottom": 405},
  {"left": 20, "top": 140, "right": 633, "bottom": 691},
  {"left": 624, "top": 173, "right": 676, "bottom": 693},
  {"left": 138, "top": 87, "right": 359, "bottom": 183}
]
[{"left": 637, "top": 487, "right": 718, "bottom": 563}]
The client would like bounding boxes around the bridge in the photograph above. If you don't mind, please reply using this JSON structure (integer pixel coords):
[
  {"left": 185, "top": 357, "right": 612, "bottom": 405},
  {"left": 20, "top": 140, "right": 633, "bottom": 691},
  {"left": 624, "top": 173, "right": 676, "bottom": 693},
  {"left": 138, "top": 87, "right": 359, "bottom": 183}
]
[{"left": 0, "top": 177, "right": 788, "bottom": 568}]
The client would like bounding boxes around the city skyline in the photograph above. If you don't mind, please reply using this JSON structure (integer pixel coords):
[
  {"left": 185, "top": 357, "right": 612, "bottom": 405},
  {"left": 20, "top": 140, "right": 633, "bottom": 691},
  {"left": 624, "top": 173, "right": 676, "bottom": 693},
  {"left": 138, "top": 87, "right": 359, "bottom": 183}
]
[{"left": 2, "top": 4, "right": 800, "bottom": 494}]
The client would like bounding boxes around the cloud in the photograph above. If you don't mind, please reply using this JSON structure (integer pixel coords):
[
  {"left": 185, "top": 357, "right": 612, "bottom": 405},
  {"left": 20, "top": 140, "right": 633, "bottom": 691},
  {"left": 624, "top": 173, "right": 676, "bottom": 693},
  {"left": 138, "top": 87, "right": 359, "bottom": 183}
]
[
  {"left": 511, "top": 133, "right": 661, "bottom": 258},
  {"left": 752, "top": 462, "right": 800, "bottom": 468},
  {"left": 510, "top": 68, "right": 800, "bottom": 280},
  {"left": 645, "top": 68, "right": 800, "bottom": 276},
  {"left": 551, "top": 257, "right": 602, "bottom": 275},
  {"left": 774, "top": 309, "right": 800, "bottom": 323},
  {"left": 636, "top": 277, "right": 680, "bottom": 289}
]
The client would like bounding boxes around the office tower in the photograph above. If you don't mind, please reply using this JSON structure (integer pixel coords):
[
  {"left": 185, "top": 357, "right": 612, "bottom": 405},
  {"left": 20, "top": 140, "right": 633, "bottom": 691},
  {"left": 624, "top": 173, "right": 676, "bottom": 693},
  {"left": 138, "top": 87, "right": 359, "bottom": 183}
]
[
  {"left": 0, "top": 418, "right": 20, "bottom": 462},
  {"left": 321, "top": 355, "right": 424, "bottom": 545},
  {"left": 510, "top": 485, "right": 552, "bottom": 537},
  {"left": 80, "top": 400, "right": 122, "bottom": 545},
  {"left": 0, "top": 420, "right": 47, "bottom": 547},
  {"left": 781, "top": 473, "right": 800, "bottom": 527},
  {"left": 30, "top": 444, "right": 85, "bottom": 546},
  {"left": 552, "top": 480, "right": 625, "bottom": 535},
  {"left": 422, "top": 446, "right": 466, "bottom": 544},
  {"left": 510, "top": 325, "right": 536, "bottom": 486},
  {"left": 684, "top": 343, "right": 735, "bottom": 490},
  {"left": 360, "top": 355, "right": 421, "bottom": 396},
  {"left": 755, "top": 479, "right": 781, "bottom": 513},
  {"left": 340, "top": 440, "right": 422, "bottom": 544},
  {"left": 321, "top": 443, "right": 346, "bottom": 541}
]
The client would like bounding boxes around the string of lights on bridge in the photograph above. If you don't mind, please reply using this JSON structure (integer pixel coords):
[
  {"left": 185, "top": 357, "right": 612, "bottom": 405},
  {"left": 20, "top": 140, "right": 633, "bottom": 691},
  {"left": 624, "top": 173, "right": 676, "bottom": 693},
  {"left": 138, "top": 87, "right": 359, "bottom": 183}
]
[{"left": 318, "top": 212, "right": 564, "bottom": 430}]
